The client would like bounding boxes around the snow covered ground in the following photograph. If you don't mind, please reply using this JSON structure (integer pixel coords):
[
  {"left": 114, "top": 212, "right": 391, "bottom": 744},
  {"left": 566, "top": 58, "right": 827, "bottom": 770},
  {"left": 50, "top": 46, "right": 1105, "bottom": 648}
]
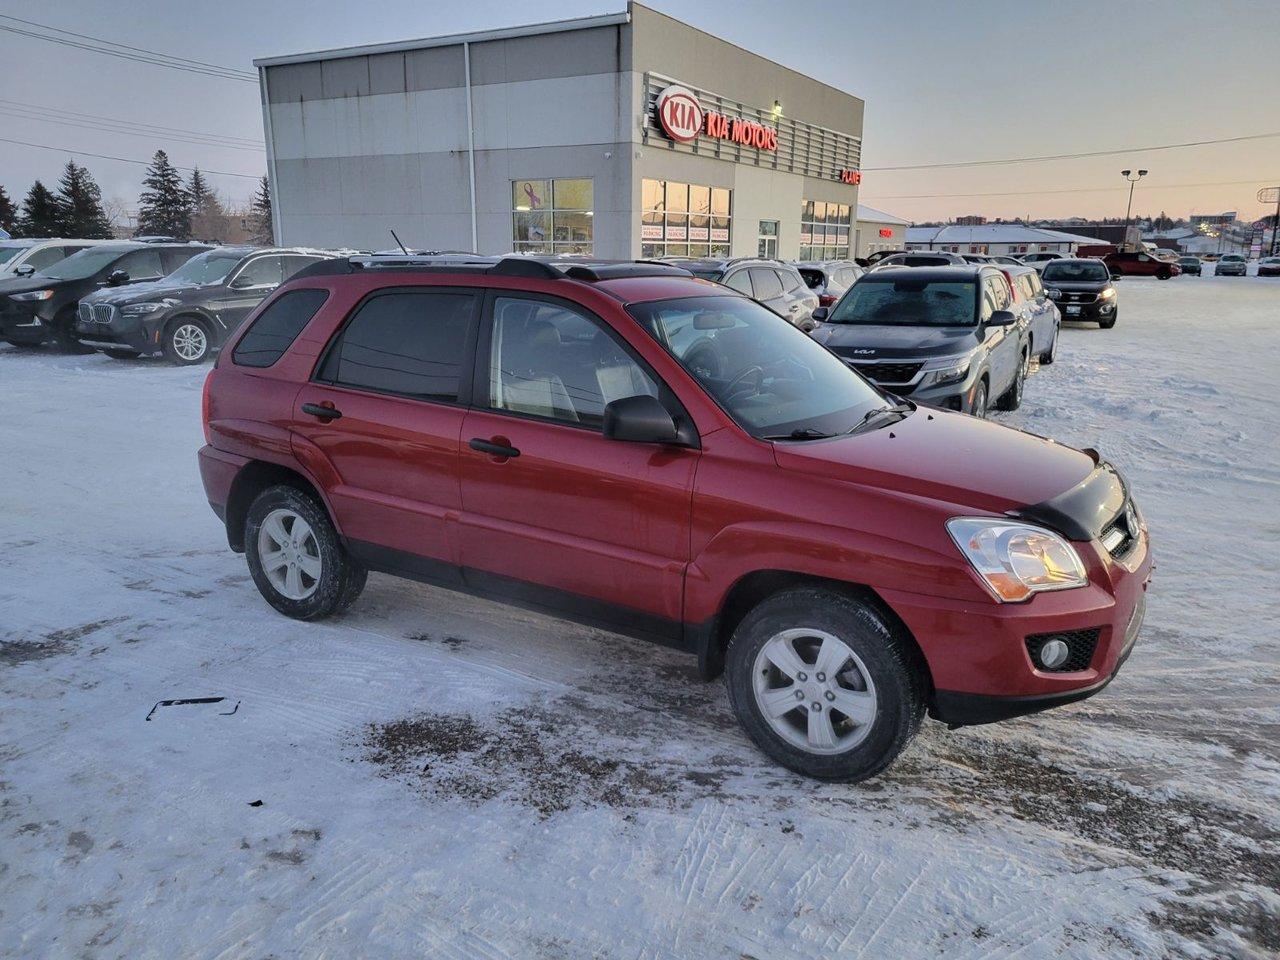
[{"left": 1, "top": 275, "right": 1277, "bottom": 959}]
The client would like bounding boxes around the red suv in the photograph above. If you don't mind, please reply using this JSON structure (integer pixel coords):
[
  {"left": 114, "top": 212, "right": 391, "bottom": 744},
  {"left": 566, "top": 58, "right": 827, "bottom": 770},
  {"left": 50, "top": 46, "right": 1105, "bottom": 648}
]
[
  {"left": 199, "top": 256, "right": 1152, "bottom": 782},
  {"left": 1103, "top": 250, "right": 1181, "bottom": 279}
]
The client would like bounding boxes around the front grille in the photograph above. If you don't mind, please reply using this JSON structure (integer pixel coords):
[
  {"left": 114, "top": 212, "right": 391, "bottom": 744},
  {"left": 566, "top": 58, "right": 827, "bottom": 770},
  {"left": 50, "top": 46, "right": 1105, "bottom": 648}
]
[
  {"left": 78, "top": 302, "right": 93, "bottom": 324},
  {"left": 1101, "top": 499, "right": 1140, "bottom": 560},
  {"left": 847, "top": 361, "right": 923, "bottom": 384},
  {"left": 92, "top": 304, "right": 116, "bottom": 325},
  {"left": 1064, "top": 292, "right": 1097, "bottom": 304},
  {"left": 1026, "top": 627, "right": 1100, "bottom": 673}
]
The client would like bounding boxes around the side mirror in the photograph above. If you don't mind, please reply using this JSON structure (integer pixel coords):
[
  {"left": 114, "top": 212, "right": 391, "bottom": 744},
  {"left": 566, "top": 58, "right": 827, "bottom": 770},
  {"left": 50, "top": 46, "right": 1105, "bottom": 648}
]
[
  {"left": 988, "top": 310, "right": 1017, "bottom": 327},
  {"left": 811, "top": 306, "right": 830, "bottom": 322},
  {"left": 603, "top": 395, "right": 679, "bottom": 445},
  {"left": 107, "top": 269, "right": 129, "bottom": 286},
  {"left": 14, "top": 264, "right": 35, "bottom": 277}
]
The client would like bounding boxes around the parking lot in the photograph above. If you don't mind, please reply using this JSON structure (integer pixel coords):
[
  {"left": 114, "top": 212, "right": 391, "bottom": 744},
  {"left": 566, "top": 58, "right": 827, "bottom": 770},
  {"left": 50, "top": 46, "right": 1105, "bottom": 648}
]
[{"left": 1, "top": 275, "right": 1277, "bottom": 958}]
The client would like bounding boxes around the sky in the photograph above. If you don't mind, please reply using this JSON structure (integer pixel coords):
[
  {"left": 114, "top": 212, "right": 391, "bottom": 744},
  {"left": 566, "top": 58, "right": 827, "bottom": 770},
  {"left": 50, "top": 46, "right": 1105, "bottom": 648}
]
[{"left": 2, "top": 0, "right": 1278, "bottom": 225}]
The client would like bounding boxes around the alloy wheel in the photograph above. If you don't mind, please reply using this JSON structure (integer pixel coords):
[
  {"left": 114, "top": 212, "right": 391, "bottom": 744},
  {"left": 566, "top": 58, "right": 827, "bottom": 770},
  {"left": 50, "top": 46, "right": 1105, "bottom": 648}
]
[
  {"left": 751, "top": 628, "right": 878, "bottom": 755},
  {"left": 257, "top": 508, "right": 322, "bottom": 600},
  {"left": 171, "top": 323, "right": 208, "bottom": 362}
]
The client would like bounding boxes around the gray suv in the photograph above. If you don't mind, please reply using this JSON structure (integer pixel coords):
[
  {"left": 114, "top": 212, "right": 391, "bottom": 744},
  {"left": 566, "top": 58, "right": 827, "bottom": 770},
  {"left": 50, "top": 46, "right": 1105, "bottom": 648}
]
[{"left": 663, "top": 257, "right": 820, "bottom": 330}]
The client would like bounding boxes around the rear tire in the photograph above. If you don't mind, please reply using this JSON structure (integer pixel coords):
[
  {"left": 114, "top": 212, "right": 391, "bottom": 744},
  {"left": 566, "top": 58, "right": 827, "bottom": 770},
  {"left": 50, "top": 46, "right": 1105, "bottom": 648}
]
[
  {"left": 724, "top": 587, "right": 925, "bottom": 782},
  {"left": 244, "top": 484, "right": 367, "bottom": 620},
  {"left": 1040, "top": 324, "right": 1058, "bottom": 365},
  {"left": 995, "top": 349, "right": 1029, "bottom": 411}
]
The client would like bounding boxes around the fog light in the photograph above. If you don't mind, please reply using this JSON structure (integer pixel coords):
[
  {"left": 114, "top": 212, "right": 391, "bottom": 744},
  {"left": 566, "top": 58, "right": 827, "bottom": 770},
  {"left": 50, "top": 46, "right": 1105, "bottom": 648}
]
[{"left": 1038, "top": 639, "right": 1070, "bottom": 669}]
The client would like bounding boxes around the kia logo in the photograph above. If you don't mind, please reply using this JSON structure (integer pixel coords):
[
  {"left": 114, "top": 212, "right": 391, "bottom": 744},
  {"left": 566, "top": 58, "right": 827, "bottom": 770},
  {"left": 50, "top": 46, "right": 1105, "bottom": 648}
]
[{"left": 656, "top": 84, "right": 703, "bottom": 144}]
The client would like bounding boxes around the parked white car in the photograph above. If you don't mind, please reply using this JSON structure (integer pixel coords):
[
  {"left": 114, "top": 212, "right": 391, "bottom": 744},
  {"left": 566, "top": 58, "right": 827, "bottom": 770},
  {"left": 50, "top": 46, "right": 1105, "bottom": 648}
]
[{"left": 0, "top": 238, "right": 115, "bottom": 280}]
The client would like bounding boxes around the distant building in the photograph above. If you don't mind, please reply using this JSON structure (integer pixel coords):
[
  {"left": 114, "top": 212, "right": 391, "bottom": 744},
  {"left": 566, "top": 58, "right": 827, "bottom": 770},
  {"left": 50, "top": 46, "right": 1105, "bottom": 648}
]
[
  {"left": 1190, "top": 212, "right": 1236, "bottom": 231},
  {"left": 854, "top": 204, "right": 908, "bottom": 258},
  {"left": 955, "top": 215, "right": 986, "bottom": 226},
  {"left": 905, "top": 224, "right": 1099, "bottom": 256}
]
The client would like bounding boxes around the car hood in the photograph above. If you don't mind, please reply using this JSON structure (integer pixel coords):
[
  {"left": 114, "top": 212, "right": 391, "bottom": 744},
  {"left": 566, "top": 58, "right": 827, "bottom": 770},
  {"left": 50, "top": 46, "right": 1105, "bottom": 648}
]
[
  {"left": 0, "top": 274, "right": 73, "bottom": 297},
  {"left": 82, "top": 279, "right": 200, "bottom": 306},
  {"left": 810, "top": 323, "right": 978, "bottom": 360},
  {"left": 773, "top": 407, "right": 1097, "bottom": 517},
  {"left": 1043, "top": 278, "right": 1110, "bottom": 292}
]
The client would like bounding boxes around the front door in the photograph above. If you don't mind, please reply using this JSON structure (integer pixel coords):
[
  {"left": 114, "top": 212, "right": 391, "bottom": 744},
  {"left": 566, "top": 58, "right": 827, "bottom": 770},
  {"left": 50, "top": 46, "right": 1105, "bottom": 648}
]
[
  {"left": 292, "top": 288, "right": 481, "bottom": 572},
  {"left": 456, "top": 293, "right": 699, "bottom": 638}
]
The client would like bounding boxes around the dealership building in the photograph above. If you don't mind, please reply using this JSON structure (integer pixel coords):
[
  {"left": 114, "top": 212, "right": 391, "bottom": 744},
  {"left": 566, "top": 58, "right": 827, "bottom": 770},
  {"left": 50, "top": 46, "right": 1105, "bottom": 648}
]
[{"left": 254, "top": 3, "right": 870, "bottom": 261}]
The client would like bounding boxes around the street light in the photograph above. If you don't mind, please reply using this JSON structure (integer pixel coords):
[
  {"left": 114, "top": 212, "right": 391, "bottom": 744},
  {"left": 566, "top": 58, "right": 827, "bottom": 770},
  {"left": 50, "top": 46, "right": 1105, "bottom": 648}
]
[{"left": 1121, "top": 169, "right": 1147, "bottom": 250}]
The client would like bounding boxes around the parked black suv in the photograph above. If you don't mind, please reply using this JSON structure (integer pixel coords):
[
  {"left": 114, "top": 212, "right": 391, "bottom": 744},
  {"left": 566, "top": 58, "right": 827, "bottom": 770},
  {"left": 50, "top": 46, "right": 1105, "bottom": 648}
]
[
  {"left": 76, "top": 246, "right": 328, "bottom": 364},
  {"left": 661, "top": 257, "right": 819, "bottom": 330},
  {"left": 809, "top": 266, "right": 1030, "bottom": 417},
  {"left": 0, "top": 242, "right": 210, "bottom": 351},
  {"left": 1041, "top": 258, "right": 1118, "bottom": 328}
]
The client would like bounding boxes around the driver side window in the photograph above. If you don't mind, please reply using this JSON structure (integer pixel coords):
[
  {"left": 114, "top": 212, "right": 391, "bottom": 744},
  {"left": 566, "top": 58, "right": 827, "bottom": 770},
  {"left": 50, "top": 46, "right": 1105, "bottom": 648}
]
[
  {"left": 232, "top": 256, "right": 284, "bottom": 288},
  {"left": 487, "top": 298, "right": 658, "bottom": 430}
]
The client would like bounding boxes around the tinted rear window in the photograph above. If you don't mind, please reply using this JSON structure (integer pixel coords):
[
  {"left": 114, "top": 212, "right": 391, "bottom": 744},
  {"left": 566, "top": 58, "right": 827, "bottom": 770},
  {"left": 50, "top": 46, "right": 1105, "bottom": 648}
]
[
  {"left": 232, "top": 289, "right": 329, "bottom": 367},
  {"left": 320, "top": 291, "right": 476, "bottom": 400}
]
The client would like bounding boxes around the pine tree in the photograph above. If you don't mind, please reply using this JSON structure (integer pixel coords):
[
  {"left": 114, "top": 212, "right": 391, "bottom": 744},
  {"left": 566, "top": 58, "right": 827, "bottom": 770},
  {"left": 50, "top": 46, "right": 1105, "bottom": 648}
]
[
  {"left": 136, "top": 150, "right": 192, "bottom": 239},
  {"left": 0, "top": 185, "right": 17, "bottom": 237},
  {"left": 249, "top": 175, "right": 273, "bottom": 244},
  {"left": 187, "top": 166, "right": 225, "bottom": 241},
  {"left": 55, "top": 161, "right": 114, "bottom": 238},
  {"left": 16, "top": 180, "right": 67, "bottom": 238}
]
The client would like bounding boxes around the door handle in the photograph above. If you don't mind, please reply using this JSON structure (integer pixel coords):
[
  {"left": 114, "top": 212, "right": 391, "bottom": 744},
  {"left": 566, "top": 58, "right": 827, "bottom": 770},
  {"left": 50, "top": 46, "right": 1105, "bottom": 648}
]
[
  {"left": 301, "top": 402, "right": 342, "bottom": 421},
  {"left": 469, "top": 437, "right": 520, "bottom": 459}
]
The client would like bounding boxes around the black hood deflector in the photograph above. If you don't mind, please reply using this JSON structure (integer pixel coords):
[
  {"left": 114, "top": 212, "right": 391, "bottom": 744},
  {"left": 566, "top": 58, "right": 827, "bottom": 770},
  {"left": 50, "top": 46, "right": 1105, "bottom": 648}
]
[{"left": 1007, "top": 457, "right": 1126, "bottom": 541}]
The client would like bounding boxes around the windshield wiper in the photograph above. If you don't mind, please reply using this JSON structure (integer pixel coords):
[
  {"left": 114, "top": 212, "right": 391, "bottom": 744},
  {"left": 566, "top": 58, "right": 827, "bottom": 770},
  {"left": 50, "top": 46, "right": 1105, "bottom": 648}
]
[
  {"left": 847, "top": 402, "right": 913, "bottom": 435},
  {"left": 761, "top": 428, "right": 839, "bottom": 441}
]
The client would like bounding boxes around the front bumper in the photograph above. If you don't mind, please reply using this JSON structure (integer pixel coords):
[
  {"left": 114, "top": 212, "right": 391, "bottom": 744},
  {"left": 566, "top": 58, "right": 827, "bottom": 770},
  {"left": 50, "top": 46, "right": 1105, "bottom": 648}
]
[
  {"left": 75, "top": 309, "right": 165, "bottom": 353},
  {"left": 1053, "top": 297, "right": 1115, "bottom": 320},
  {"left": 881, "top": 524, "right": 1153, "bottom": 726},
  {"left": 0, "top": 302, "right": 48, "bottom": 341}
]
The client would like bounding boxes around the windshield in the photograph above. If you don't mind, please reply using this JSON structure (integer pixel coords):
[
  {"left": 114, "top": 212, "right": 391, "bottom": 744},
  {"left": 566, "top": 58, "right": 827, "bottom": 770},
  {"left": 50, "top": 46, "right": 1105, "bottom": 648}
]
[
  {"left": 41, "top": 247, "right": 129, "bottom": 280},
  {"left": 165, "top": 251, "right": 243, "bottom": 285},
  {"left": 1042, "top": 260, "right": 1109, "bottom": 282},
  {"left": 1221, "top": 255, "right": 1245, "bottom": 263},
  {"left": 629, "top": 295, "right": 885, "bottom": 438},
  {"left": 826, "top": 279, "right": 977, "bottom": 326},
  {"left": 0, "top": 246, "right": 27, "bottom": 265}
]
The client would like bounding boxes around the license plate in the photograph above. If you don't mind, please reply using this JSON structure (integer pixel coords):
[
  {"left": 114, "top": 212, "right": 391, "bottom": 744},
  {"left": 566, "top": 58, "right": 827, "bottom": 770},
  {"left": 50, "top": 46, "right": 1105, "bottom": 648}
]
[{"left": 1066, "top": 305, "right": 1081, "bottom": 315}]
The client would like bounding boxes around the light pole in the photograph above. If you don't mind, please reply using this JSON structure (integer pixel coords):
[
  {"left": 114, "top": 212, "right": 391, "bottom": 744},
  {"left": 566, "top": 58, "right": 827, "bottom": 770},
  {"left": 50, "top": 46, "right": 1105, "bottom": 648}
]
[{"left": 1121, "top": 169, "right": 1147, "bottom": 250}]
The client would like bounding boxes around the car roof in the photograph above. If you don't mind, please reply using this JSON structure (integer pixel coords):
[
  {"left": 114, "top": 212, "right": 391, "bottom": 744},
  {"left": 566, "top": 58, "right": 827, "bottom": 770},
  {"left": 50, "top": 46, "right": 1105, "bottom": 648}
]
[{"left": 860, "top": 265, "right": 986, "bottom": 281}]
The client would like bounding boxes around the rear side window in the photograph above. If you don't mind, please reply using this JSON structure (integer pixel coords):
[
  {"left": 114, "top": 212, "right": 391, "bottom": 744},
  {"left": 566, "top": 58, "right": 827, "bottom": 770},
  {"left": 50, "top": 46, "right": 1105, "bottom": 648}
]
[
  {"left": 233, "top": 289, "right": 329, "bottom": 368},
  {"left": 724, "top": 271, "right": 753, "bottom": 295},
  {"left": 749, "top": 268, "right": 784, "bottom": 299},
  {"left": 775, "top": 268, "right": 805, "bottom": 293},
  {"left": 319, "top": 291, "right": 477, "bottom": 401}
]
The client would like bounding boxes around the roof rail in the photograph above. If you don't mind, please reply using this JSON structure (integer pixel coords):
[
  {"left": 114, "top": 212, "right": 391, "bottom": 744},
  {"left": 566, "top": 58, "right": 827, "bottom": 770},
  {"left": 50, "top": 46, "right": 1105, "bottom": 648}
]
[{"left": 561, "top": 262, "right": 693, "bottom": 281}]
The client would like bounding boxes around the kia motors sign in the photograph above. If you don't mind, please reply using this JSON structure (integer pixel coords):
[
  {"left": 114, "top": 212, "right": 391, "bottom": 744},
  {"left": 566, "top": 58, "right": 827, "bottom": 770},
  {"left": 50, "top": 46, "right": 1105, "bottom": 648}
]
[
  {"left": 655, "top": 84, "right": 703, "bottom": 144},
  {"left": 654, "top": 82, "right": 777, "bottom": 152}
]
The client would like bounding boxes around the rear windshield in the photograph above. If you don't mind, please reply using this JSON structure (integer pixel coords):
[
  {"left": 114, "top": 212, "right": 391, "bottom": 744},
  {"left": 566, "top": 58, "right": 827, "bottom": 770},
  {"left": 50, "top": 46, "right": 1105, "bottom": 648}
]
[
  {"left": 827, "top": 279, "right": 977, "bottom": 326},
  {"left": 798, "top": 268, "right": 824, "bottom": 289},
  {"left": 1221, "top": 255, "right": 1245, "bottom": 263},
  {"left": 1042, "top": 261, "right": 1109, "bottom": 282},
  {"left": 901, "top": 256, "right": 953, "bottom": 267}
]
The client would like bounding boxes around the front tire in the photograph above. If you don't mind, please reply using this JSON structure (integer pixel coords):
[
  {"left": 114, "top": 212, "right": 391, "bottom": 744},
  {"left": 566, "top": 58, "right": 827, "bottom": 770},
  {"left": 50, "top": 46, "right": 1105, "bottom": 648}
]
[
  {"left": 1099, "top": 310, "right": 1117, "bottom": 329},
  {"left": 244, "top": 485, "right": 367, "bottom": 620},
  {"left": 162, "top": 318, "right": 211, "bottom": 365},
  {"left": 725, "top": 587, "right": 925, "bottom": 782},
  {"left": 51, "top": 309, "right": 91, "bottom": 353},
  {"left": 103, "top": 348, "right": 140, "bottom": 360},
  {"left": 995, "top": 349, "right": 1029, "bottom": 411}
]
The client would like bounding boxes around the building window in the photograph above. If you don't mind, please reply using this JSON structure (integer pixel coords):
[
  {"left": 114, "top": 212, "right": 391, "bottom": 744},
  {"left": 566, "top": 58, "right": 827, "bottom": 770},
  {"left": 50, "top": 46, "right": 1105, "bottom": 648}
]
[
  {"left": 800, "top": 201, "right": 851, "bottom": 261},
  {"left": 757, "top": 220, "right": 779, "bottom": 258},
  {"left": 641, "top": 179, "right": 731, "bottom": 259},
  {"left": 512, "top": 178, "right": 593, "bottom": 254}
]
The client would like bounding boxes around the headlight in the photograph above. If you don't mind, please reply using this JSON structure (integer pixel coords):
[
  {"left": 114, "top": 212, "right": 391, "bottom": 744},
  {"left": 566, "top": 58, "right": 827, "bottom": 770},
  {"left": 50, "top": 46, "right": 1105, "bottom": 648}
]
[
  {"left": 121, "top": 302, "right": 167, "bottom": 316},
  {"left": 1098, "top": 287, "right": 1115, "bottom": 299},
  {"left": 11, "top": 289, "right": 54, "bottom": 302},
  {"left": 920, "top": 357, "right": 971, "bottom": 387},
  {"left": 1045, "top": 288, "right": 1061, "bottom": 299},
  {"left": 947, "top": 518, "right": 1088, "bottom": 602}
]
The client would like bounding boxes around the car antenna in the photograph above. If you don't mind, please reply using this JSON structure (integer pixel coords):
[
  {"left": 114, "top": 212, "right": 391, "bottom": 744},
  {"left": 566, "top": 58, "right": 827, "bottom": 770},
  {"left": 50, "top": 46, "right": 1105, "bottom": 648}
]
[{"left": 389, "top": 229, "right": 409, "bottom": 255}]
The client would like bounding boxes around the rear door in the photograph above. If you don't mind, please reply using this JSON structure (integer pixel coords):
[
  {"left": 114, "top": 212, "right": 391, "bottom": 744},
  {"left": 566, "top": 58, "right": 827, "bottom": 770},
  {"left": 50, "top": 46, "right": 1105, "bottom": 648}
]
[
  {"left": 292, "top": 288, "right": 481, "bottom": 573},
  {"left": 455, "top": 291, "right": 698, "bottom": 637}
]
